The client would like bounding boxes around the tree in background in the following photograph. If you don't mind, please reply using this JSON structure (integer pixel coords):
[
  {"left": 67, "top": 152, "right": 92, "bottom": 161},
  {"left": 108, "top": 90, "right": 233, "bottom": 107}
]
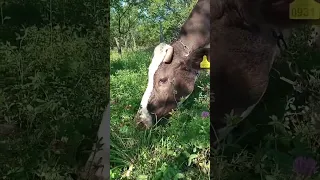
[{"left": 110, "top": 0, "right": 196, "bottom": 54}]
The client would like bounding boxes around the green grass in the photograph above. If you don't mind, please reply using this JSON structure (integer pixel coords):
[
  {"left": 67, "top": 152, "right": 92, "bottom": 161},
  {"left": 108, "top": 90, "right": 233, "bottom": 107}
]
[
  {"left": 110, "top": 50, "right": 210, "bottom": 179},
  {"left": 0, "top": 25, "right": 109, "bottom": 180}
]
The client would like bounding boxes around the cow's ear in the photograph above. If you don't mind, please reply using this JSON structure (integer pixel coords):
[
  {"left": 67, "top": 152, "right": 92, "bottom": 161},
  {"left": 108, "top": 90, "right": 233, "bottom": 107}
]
[
  {"left": 185, "top": 47, "right": 210, "bottom": 70},
  {"left": 162, "top": 45, "right": 174, "bottom": 63}
]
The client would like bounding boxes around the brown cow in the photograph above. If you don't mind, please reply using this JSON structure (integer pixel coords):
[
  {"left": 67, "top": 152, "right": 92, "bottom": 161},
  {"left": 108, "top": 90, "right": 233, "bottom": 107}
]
[
  {"left": 134, "top": 0, "right": 320, "bottom": 142},
  {"left": 134, "top": 0, "right": 210, "bottom": 129}
]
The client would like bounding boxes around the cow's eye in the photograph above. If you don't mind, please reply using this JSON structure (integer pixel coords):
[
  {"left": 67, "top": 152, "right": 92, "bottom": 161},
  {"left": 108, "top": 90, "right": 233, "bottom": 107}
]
[{"left": 159, "top": 77, "right": 168, "bottom": 84}]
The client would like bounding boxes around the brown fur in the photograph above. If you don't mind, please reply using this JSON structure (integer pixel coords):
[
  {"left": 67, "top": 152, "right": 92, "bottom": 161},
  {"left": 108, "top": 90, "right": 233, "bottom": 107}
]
[
  {"left": 210, "top": 0, "right": 278, "bottom": 137},
  {"left": 136, "top": 0, "right": 320, "bottom": 136},
  {"left": 209, "top": 0, "right": 320, "bottom": 150}
]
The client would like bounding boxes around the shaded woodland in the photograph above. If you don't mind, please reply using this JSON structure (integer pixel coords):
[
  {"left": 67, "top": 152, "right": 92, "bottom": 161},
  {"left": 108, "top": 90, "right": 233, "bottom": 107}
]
[{"left": 1, "top": 0, "right": 109, "bottom": 179}]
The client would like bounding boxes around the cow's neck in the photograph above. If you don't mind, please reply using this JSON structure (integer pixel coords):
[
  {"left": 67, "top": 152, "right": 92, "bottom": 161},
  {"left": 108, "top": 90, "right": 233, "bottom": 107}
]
[
  {"left": 178, "top": 33, "right": 209, "bottom": 52},
  {"left": 175, "top": 0, "right": 210, "bottom": 52}
]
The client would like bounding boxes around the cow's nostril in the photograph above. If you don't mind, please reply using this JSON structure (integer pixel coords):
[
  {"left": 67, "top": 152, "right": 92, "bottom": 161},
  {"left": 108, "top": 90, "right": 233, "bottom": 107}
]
[
  {"left": 147, "top": 103, "right": 155, "bottom": 112},
  {"left": 136, "top": 118, "right": 153, "bottom": 130},
  {"left": 134, "top": 108, "right": 154, "bottom": 130},
  {"left": 136, "top": 121, "right": 148, "bottom": 130}
]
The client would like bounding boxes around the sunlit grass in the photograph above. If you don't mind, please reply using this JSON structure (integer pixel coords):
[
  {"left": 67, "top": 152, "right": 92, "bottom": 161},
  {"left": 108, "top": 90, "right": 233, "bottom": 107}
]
[{"left": 110, "top": 49, "right": 210, "bottom": 179}]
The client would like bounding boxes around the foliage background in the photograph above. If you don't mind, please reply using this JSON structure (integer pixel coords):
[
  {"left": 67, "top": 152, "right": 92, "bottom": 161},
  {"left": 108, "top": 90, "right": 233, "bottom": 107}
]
[
  {"left": 0, "top": 0, "right": 109, "bottom": 179},
  {"left": 110, "top": 0, "right": 196, "bottom": 53}
]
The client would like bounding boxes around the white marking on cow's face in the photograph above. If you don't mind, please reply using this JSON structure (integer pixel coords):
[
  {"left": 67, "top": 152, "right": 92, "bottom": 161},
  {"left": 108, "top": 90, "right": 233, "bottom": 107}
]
[{"left": 137, "top": 43, "right": 173, "bottom": 127}]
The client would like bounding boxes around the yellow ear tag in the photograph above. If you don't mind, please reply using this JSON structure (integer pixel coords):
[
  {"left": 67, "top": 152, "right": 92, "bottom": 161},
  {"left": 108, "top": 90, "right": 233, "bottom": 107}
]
[
  {"left": 200, "top": 55, "right": 210, "bottom": 69},
  {"left": 289, "top": 0, "right": 320, "bottom": 20}
]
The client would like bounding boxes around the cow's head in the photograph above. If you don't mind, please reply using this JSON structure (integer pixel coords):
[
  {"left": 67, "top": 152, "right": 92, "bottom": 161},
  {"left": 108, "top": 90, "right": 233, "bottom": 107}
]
[
  {"left": 134, "top": 42, "right": 209, "bottom": 129},
  {"left": 133, "top": 0, "right": 210, "bottom": 129}
]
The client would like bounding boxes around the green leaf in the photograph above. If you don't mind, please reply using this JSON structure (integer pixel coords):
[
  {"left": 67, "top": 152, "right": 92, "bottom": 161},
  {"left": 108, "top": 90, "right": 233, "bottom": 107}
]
[
  {"left": 137, "top": 175, "right": 148, "bottom": 180},
  {"left": 26, "top": 104, "right": 33, "bottom": 111},
  {"left": 289, "top": 104, "right": 296, "bottom": 111},
  {"left": 174, "top": 173, "right": 185, "bottom": 179},
  {"left": 267, "top": 150, "right": 293, "bottom": 173},
  {"left": 4, "top": 16, "right": 11, "bottom": 20},
  {"left": 188, "top": 154, "right": 197, "bottom": 166}
]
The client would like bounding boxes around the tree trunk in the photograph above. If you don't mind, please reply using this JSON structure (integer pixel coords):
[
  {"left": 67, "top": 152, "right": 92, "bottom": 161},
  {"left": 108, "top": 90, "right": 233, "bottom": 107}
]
[
  {"left": 114, "top": 37, "right": 122, "bottom": 55},
  {"left": 124, "top": 36, "right": 128, "bottom": 50},
  {"left": 131, "top": 31, "right": 136, "bottom": 51}
]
